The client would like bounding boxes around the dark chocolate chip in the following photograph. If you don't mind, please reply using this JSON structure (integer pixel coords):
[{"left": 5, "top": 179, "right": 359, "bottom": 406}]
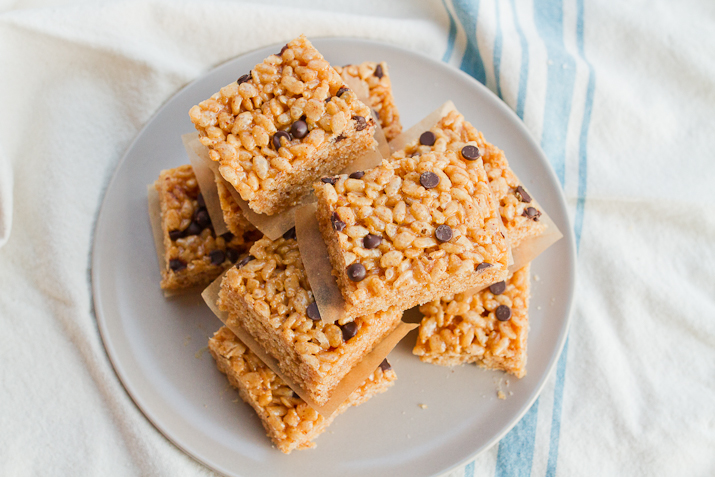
[
  {"left": 169, "top": 229, "right": 183, "bottom": 241},
  {"left": 306, "top": 302, "right": 321, "bottom": 321},
  {"left": 335, "top": 134, "right": 346, "bottom": 143},
  {"left": 321, "top": 177, "right": 338, "bottom": 185},
  {"left": 374, "top": 64, "right": 384, "bottom": 79},
  {"left": 420, "top": 171, "right": 440, "bottom": 189},
  {"left": 337, "top": 86, "right": 349, "bottom": 97},
  {"left": 290, "top": 120, "right": 308, "bottom": 139},
  {"left": 362, "top": 234, "right": 382, "bottom": 249},
  {"left": 461, "top": 145, "right": 481, "bottom": 161},
  {"left": 515, "top": 186, "right": 532, "bottom": 203},
  {"left": 340, "top": 321, "right": 359, "bottom": 341},
  {"left": 325, "top": 96, "right": 333, "bottom": 103},
  {"left": 225, "top": 247, "right": 240, "bottom": 263},
  {"left": 419, "top": 131, "right": 436, "bottom": 146},
  {"left": 194, "top": 208, "right": 211, "bottom": 229},
  {"left": 197, "top": 192, "right": 206, "bottom": 208},
  {"left": 331, "top": 212, "right": 346, "bottom": 232},
  {"left": 279, "top": 44, "right": 289, "bottom": 55},
  {"left": 237, "top": 73, "right": 251, "bottom": 85},
  {"left": 237, "top": 255, "right": 255, "bottom": 268},
  {"left": 169, "top": 258, "right": 186, "bottom": 271},
  {"left": 495, "top": 305, "right": 512, "bottom": 322},
  {"left": 209, "top": 249, "right": 226, "bottom": 266},
  {"left": 489, "top": 281, "right": 507, "bottom": 295},
  {"left": 353, "top": 115, "right": 367, "bottom": 131},
  {"left": 435, "top": 224, "right": 453, "bottom": 243},
  {"left": 184, "top": 221, "right": 202, "bottom": 236},
  {"left": 346, "top": 263, "right": 366, "bottom": 282},
  {"left": 220, "top": 231, "right": 234, "bottom": 242},
  {"left": 349, "top": 171, "right": 365, "bottom": 179},
  {"left": 272, "top": 130, "right": 292, "bottom": 150},
  {"left": 379, "top": 358, "right": 392, "bottom": 371},
  {"left": 522, "top": 207, "right": 542, "bottom": 221},
  {"left": 283, "top": 227, "right": 297, "bottom": 240},
  {"left": 476, "top": 262, "right": 492, "bottom": 272}
]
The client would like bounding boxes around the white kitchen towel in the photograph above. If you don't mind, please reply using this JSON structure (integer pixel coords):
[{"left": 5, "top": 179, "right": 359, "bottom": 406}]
[{"left": 1, "top": 1, "right": 714, "bottom": 476}]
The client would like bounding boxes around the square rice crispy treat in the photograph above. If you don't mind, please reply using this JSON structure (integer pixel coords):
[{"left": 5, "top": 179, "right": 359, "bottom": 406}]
[
  {"left": 390, "top": 109, "right": 546, "bottom": 248},
  {"left": 189, "top": 35, "right": 377, "bottom": 215},
  {"left": 414, "top": 265, "right": 530, "bottom": 378},
  {"left": 334, "top": 61, "right": 402, "bottom": 141},
  {"left": 313, "top": 150, "right": 510, "bottom": 319},
  {"left": 209, "top": 326, "right": 396, "bottom": 453},
  {"left": 218, "top": 234, "right": 403, "bottom": 406},
  {"left": 155, "top": 165, "right": 257, "bottom": 290}
]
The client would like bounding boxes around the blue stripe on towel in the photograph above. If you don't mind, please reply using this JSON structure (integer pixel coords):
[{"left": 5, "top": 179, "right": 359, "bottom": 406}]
[
  {"left": 441, "top": 0, "right": 458, "bottom": 62},
  {"left": 452, "top": 0, "right": 487, "bottom": 85},
  {"left": 495, "top": 398, "right": 540, "bottom": 476},
  {"left": 510, "top": 0, "right": 530, "bottom": 119},
  {"left": 493, "top": 0, "right": 503, "bottom": 97},
  {"left": 464, "top": 460, "right": 475, "bottom": 477}
]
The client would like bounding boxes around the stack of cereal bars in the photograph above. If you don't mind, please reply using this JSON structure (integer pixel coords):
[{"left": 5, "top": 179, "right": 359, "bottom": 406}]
[{"left": 150, "top": 34, "right": 553, "bottom": 453}]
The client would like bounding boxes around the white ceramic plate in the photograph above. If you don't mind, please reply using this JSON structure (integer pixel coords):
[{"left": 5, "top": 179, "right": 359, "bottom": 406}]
[{"left": 92, "top": 38, "right": 576, "bottom": 477}]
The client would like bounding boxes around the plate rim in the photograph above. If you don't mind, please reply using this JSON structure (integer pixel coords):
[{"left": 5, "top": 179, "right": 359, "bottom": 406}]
[{"left": 91, "top": 35, "right": 577, "bottom": 477}]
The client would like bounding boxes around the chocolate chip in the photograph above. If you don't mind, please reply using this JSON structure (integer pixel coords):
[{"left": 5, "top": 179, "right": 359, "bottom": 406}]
[
  {"left": 435, "top": 224, "right": 453, "bottom": 243},
  {"left": 169, "top": 258, "right": 186, "bottom": 271},
  {"left": 496, "top": 305, "right": 512, "bottom": 322},
  {"left": 290, "top": 120, "right": 308, "bottom": 139},
  {"left": 340, "top": 321, "right": 359, "bottom": 341},
  {"left": 362, "top": 234, "right": 382, "bottom": 249},
  {"left": 476, "top": 262, "right": 492, "bottom": 272},
  {"left": 374, "top": 64, "right": 384, "bottom": 79},
  {"left": 353, "top": 115, "right": 367, "bottom": 131},
  {"left": 419, "top": 131, "right": 436, "bottom": 146},
  {"left": 419, "top": 171, "right": 440, "bottom": 189},
  {"left": 237, "top": 255, "right": 255, "bottom": 268},
  {"left": 279, "top": 44, "right": 289, "bottom": 55},
  {"left": 522, "top": 207, "right": 541, "bottom": 221},
  {"left": 335, "top": 134, "right": 346, "bottom": 143},
  {"left": 194, "top": 208, "right": 211, "bottom": 229},
  {"left": 321, "top": 177, "right": 338, "bottom": 185},
  {"left": 337, "top": 86, "right": 349, "bottom": 97},
  {"left": 282, "top": 227, "right": 297, "bottom": 240},
  {"left": 197, "top": 192, "right": 206, "bottom": 208},
  {"left": 461, "top": 145, "right": 481, "bottom": 161},
  {"left": 221, "top": 231, "right": 234, "bottom": 242},
  {"left": 489, "top": 281, "right": 507, "bottom": 295},
  {"left": 169, "top": 229, "right": 183, "bottom": 241},
  {"left": 346, "top": 263, "right": 366, "bottom": 282},
  {"left": 306, "top": 302, "right": 321, "bottom": 321},
  {"left": 331, "top": 212, "right": 346, "bottom": 232},
  {"left": 515, "top": 186, "right": 532, "bottom": 203},
  {"left": 225, "top": 247, "right": 240, "bottom": 263},
  {"left": 272, "top": 130, "right": 291, "bottom": 150},
  {"left": 324, "top": 96, "right": 332, "bottom": 103},
  {"left": 349, "top": 171, "right": 364, "bottom": 179},
  {"left": 237, "top": 73, "right": 251, "bottom": 85},
  {"left": 379, "top": 358, "right": 391, "bottom": 371},
  {"left": 184, "top": 221, "right": 202, "bottom": 236},
  {"left": 209, "top": 249, "right": 225, "bottom": 266}
]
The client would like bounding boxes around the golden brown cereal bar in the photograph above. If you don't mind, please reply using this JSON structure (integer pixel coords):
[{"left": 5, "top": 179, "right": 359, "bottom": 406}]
[
  {"left": 154, "top": 165, "right": 256, "bottom": 290},
  {"left": 414, "top": 265, "right": 530, "bottom": 378},
  {"left": 209, "top": 326, "right": 396, "bottom": 453},
  {"left": 189, "top": 35, "right": 377, "bottom": 215},
  {"left": 214, "top": 175, "right": 261, "bottom": 241},
  {"left": 334, "top": 61, "right": 402, "bottom": 141},
  {"left": 313, "top": 149, "right": 510, "bottom": 319},
  {"left": 218, "top": 234, "right": 403, "bottom": 405},
  {"left": 390, "top": 109, "right": 546, "bottom": 248}
]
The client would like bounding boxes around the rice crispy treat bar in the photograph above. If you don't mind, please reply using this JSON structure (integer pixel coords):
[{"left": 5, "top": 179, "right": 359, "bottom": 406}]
[
  {"left": 414, "top": 265, "right": 530, "bottom": 378},
  {"left": 313, "top": 149, "right": 510, "bottom": 319},
  {"left": 391, "top": 109, "right": 546, "bottom": 248},
  {"left": 215, "top": 175, "right": 260, "bottom": 239},
  {"left": 209, "top": 326, "right": 396, "bottom": 453},
  {"left": 334, "top": 61, "right": 402, "bottom": 141},
  {"left": 218, "top": 234, "right": 403, "bottom": 405},
  {"left": 189, "top": 35, "right": 377, "bottom": 216},
  {"left": 155, "top": 165, "right": 257, "bottom": 290}
]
